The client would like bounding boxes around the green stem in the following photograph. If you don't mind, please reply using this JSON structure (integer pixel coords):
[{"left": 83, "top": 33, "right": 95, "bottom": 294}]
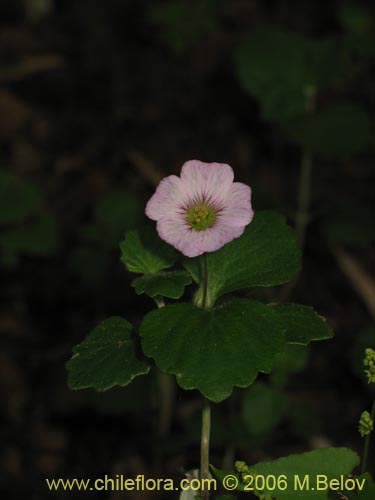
[
  {"left": 200, "top": 400, "right": 211, "bottom": 500},
  {"left": 202, "top": 253, "right": 209, "bottom": 309},
  {"left": 361, "top": 398, "right": 375, "bottom": 474},
  {"left": 200, "top": 254, "right": 211, "bottom": 499}
]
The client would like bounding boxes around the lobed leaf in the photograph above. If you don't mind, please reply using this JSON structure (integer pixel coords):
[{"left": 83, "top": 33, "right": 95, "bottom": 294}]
[
  {"left": 120, "top": 226, "right": 177, "bottom": 274},
  {"left": 67, "top": 317, "right": 150, "bottom": 391},
  {"left": 184, "top": 211, "right": 301, "bottom": 307},
  {"left": 132, "top": 270, "right": 192, "bottom": 299},
  {"left": 140, "top": 299, "right": 285, "bottom": 402}
]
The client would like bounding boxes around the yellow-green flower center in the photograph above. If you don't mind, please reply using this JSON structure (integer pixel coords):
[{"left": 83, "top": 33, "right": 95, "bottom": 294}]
[{"left": 187, "top": 203, "right": 216, "bottom": 231}]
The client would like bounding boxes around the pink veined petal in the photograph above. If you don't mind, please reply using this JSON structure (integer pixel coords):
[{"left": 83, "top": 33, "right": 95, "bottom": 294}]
[
  {"left": 180, "top": 160, "right": 234, "bottom": 207},
  {"left": 196, "top": 225, "right": 245, "bottom": 254},
  {"left": 145, "top": 175, "right": 190, "bottom": 221},
  {"left": 218, "top": 182, "right": 254, "bottom": 227},
  {"left": 157, "top": 217, "right": 246, "bottom": 258},
  {"left": 156, "top": 217, "right": 201, "bottom": 258}
]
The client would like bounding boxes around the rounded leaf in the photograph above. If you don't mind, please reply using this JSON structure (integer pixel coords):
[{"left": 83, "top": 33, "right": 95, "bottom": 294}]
[
  {"left": 67, "top": 317, "right": 150, "bottom": 391},
  {"left": 140, "top": 299, "right": 286, "bottom": 402}
]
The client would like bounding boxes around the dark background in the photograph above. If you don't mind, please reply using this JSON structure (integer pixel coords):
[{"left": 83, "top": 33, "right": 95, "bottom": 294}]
[{"left": 0, "top": 1, "right": 374, "bottom": 498}]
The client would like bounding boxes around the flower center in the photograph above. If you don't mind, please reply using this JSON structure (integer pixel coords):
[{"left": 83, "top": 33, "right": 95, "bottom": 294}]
[{"left": 187, "top": 203, "right": 216, "bottom": 231}]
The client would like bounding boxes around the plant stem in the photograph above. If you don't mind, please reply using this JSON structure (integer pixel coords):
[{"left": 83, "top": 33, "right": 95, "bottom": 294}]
[
  {"left": 202, "top": 253, "right": 209, "bottom": 309},
  {"left": 154, "top": 295, "right": 165, "bottom": 309},
  {"left": 200, "top": 400, "right": 211, "bottom": 500},
  {"left": 200, "top": 254, "right": 211, "bottom": 499},
  {"left": 153, "top": 296, "right": 175, "bottom": 456},
  {"left": 361, "top": 398, "right": 375, "bottom": 474}
]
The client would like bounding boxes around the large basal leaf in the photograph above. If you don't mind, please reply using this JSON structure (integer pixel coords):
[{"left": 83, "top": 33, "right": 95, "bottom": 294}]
[
  {"left": 140, "top": 299, "right": 285, "bottom": 402},
  {"left": 184, "top": 211, "right": 301, "bottom": 308},
  {"left": 120, "top": 226, "right": 177, "bottom": 274},
  {"left": 274, "top": 304, "right": 333, "bottom": 345},
  {"left": 132, "top": 270, "right": 192, "bottom": 299},
  {"left": 236, "top": 29, "right": 310, "bottom": 121},
  {"left": 284, "top": 102, "right": 373, "bottom": 159},
  {"left": 213, "top": 447, "right": 359, "bottom": 500},
  {"left": 67, "top": 317, "right": 150, "bottom": 391}
]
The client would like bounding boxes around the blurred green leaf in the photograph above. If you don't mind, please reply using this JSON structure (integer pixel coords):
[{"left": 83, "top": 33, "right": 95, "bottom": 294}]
[
  {"left": 288, "top": 399, "right": 322, "bottom": 438},
  {"left": 284, "top": 102, "right": 373, "bottom": 159},
  {"left": 67, "top": 317, "right": 150, "bottom": 391},
  {"left": 0, "top": 170, "right": 43, "bottom": 225},
  {"left": 148, "top": 0, "right": 218, "bottom": 53},
  {"left": 95, "top": 190, "right": 141, "bottom": 244},
  {"left": 271, "top": 344, "right": 309, "bottom": 387},
  {"left": 132, "top": 270, "right": 192, "bottom": 299},
  {"left": 338, "top": 3, "right": 371, "bottom": 35},
  {"left": 120, "top": 227, "right": 177, "bottom": 274},
  {"left": 0, "top": 214, "right": 59, "bottom": 267},
  {"left": 236, "top": 29, "right": 311, "bottom": 121},
  {"left": 242, "top": 382, "right": 288, "bottom": 438}
]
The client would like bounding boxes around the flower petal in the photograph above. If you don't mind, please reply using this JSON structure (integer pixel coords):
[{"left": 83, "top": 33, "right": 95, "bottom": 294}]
[
  {"left": 180, "top": 160, "right": 234, "bottom": 207},
  {"left": 145, "top": 175, "right": 189, "bottom": 221},
  {"left": 156, "top": 217, "right": 199, "bottom": 257},
  {"left": 157, "top": 217, "right": 245, "bottom": 258},
  {"left": 218, "top": 182, "right": 253, "bottom": 227}
]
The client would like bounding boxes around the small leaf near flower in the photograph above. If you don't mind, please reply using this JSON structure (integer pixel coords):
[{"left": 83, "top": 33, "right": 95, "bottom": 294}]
[{"left": 67, "top": 317, "right": 149, "bottom": 391}]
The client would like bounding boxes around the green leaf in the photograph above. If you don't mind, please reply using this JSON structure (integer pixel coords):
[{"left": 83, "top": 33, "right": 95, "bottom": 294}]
[
  {"left": 236, "top": 29, "right": 311, "bottom": 121},
  {"left": 0, "top": 170, "right": 43, "bottom": 226},
  {"left": 140, "top": 299, "right": 285, "bottom": 402},
  {"left": 242, "top": 382, "right": 288, "bottom": 437},
  {"left": 338, "top": 3, "right": 371, "bottom": 35},
  {"left": 0, "top": 214, "right": 59, "bottom": 267},
  {"left": 184, "top": 211, "right": 301, "bottom": 308},
  {"left": 274, "top": 304, "right": 333, "bottom": 345},
  {"left": 148, "top": 0, "right": 218, "bottom": 53},
  {"left": 120, "top": 227, "right": 177, "bottom": 274},
  {"left": 342, "top": 473, "right": 375, "bottom": 500},
  {"left": 284, "top": 102, "right": 373, "bottom": 159},
  {"left": 95, "top": 190, "right": 141, "bottom": 243},
  {"left": 213, "top": 448, "right": 360, "bottom": 499},
  {"left": 132, "top": 270, "right": 192, "bottom": 299},
  {"left": 67, "top": 317, "right": 150, "bottom": 391}
]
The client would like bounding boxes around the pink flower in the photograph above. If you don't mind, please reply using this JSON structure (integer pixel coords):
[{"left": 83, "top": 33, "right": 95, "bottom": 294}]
[{"left": 145, "top": 160, "right": 253, "bottom": 258}]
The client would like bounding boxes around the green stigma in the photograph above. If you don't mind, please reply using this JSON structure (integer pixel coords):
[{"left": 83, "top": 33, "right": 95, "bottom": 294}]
[{"left": 187, "top": 203, "right": 216, "bottom": 231}]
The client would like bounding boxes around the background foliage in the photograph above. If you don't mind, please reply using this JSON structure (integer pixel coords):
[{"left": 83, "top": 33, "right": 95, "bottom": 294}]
[{"left": 0, "top": 0, "right": 373, "bottom": 499}]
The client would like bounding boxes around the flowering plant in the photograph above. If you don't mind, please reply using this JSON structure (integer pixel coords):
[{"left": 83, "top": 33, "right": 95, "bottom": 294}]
[{"left": 67, "top": 160, "right": 364, "bottom": 500}]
